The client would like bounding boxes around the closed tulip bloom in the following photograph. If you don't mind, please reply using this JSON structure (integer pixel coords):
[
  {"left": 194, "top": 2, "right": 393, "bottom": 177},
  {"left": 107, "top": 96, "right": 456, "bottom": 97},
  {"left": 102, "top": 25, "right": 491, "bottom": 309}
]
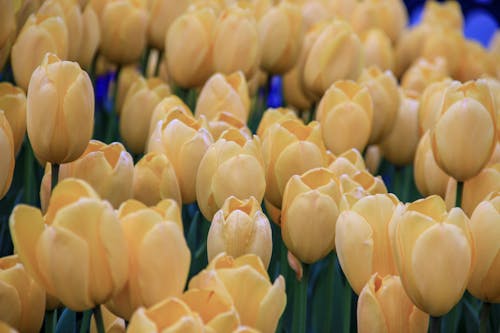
[
  {"left": 456, "top": 41, "right": 495, "bottom": 82},
  {"left": 0, "top": 112, "right": 14, "bottom": 200},
  {"left": 212, "top": 6, "right": 260, "bottom": 79},
  {"left": 148, "top": 111, "right": 213, "bottom": 203},
  {"left": 149, "top": 95, "right": 191, "bottom": 137},
  {"left": 414, "top": 131, "right": 450, "bottom": 198},
  {"left": 282, "top": 168, "right": 341, "bottom": 263},
  {"left": 461, "top": 163, "right": 500, "bottom": 217},
  {"left": 316, "top": 80, "right": 373, "bottom": 155},
  {"left": 120, "top": 77, "right": 171, "bottom": 154},
  {"left": 282, "top": 63, "right": 313, "bottom": 111},
  {"left": 300, "top": 0, "right": 331, "bottom": 31},
  {"left": 147, "top": 0, "right": 188, "bottom": 50},
  {"left": 467, "top": 193, "right": 500, "bottom": 302},
  {"left": 380, "top": 89, "right": 420, "bottom": 166},
  {"left": 483, "top": 78, "right": 500, "bottom": 140},
  {"left": 208, "top": 196, "right": 272, "bottom": 268},
  {"left": 0, "top": 83, "right": 26, "bottom": 155},
  {"left": 11, "top": 13, "right": 69, "bottom": 90},
  {"left": 357, "top": 274, "right": 429, "bottom": 333},
  {"left": 27, "top": 53, "right": 94, "bottom": 164},
  {"left": 78, "top": 4, "right": 101, "bottom": 70},
  {"left": 390, "top": 195, "right": 474, "bottom": 316},
  {"left": 106, "top": 199, "right": 189, "bottom": 320},
  {"left": 421, "top": 28, "right": 463, "bottom": 76},
  {"left": 0, "top": 0, "right": 16, "bottom": 71},
  {"left": 195, "top": 71, "right": 250, "bottom": 123},
  {"left": 401, "top": 57, "right": 448, "bottom": 94},
  {"left": 116, "top": 66, "right": 141, "bottom": 115},
  {"left": 336, "top": 194, "right": 399, "bottom": 294},
  {"left": 358, "top": 67, "right": 400, "bottom": 144},
  {"left": 90, "top": 306, "right": 125, "bottom": 333},
  {"left": 197, "top": 130, "right": 265, "bottom": 219},
  {"left": 0, "top": 255, "right": 45, "bottom": 333},
  {"left": 189, "top": 253, "right": 286, "bottom": 333},
  {"left": 418, "top": 78, "right": 453, "bottom": 135},
  {"left": 203, "top": 111, "right": 252, "bottom": 140},
  {"left": 364, "top": 145, "right": 383, "bottom": 175},
  {"left": 100, "top": 0, "right": 149, "bottom": 65},
  {"left": 262, "top": 119, "right": 327, "bottom": 208},
  {"left": 361, "top": 29, "right": 395, "bottom": 72},
  {"left": 166, "top": 7, "right": 216, "bottom": 88},
  {"left": 394, "top": 26, "right": 429, "bottom": 78},
  {"left": 328, "top": 148, "right": 367, "bottom": 178},
  {"left": 421, "top": 0, "right": 463, "bottom": 31},
  {"left": 338, "top": 171, "right": 388, "bottom": 209},
  {"left": 304, "top": 20, "right": 364, "bottom": 97},
  {"left": 431, "top": 80, "right": 497, "bottom": 181},
  {"left": 132, "top": 152, "right": 182, "bottom": 206},
  {"left": 9, "top": 179, "right": 129, "bottom": 311},
  {"left": 258, "top": 1, "right": 302, "bottom": 74},
  {"left": 256, "top": 107, "right": 297, "bottom": 138}
]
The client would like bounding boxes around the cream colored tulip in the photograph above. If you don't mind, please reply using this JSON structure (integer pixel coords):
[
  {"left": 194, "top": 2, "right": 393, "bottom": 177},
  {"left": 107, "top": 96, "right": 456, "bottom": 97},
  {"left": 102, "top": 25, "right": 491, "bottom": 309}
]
[
  {"left": 421, "top": 27, "right": 463, "bottom": 76},
  {"left": 90, "top": 306, "right": 125, "bottom": 333},
  {"left": 256, "top": 107, "right": 297, "bottom": 138},
  {"left": 282, "top": 63, "right": 313, "bottom": 111},
  {"left": 461, "top": 163, "right": 500, "bottom": 217},
  {"left": 78, "top": 3, "right": 101, "bottom": 70},
  {"left": 401, "top": 57, "right": 448, "bottom": 94},
  {"left": 421, "top": 0, "right": 463, "bottom": 31},
  {"left": 203, "top": 111, "right": 252, "bottom": 140},
  {"left": 0, "top": 0, "right": 16, "bottom": 71},
  {"left": 327, "top": 148, "right": 367, "bottom": 178},
  {"left": 0, "top": 83, "right": 26, "bottom": 155},
  {"left": 149, "top": 95, "right": 191, "bottom": 136},
  {"left": 0, "top": 112, "right": 14, "bottom": 200},
  {"left": 361, "top": 29, "right": 395, "bottom": 72},
  {"left": 418, "top": 78, "right": 453, "bottom": 135},
  {"left": 116, "top": 66, "right": 142, "bottom": 115},
  {"left": 147, "top": 0, "right": 188, "bottom": 50},
  {"left": 456, "top": 40, "right": 495, "bottom": 82}
]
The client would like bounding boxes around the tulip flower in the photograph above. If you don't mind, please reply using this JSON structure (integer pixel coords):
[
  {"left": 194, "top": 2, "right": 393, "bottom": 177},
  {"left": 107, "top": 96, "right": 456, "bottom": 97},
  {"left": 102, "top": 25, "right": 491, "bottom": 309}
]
[
  {"left": 418, "top": 78, "right": 453, "bottom": 135},
  {"left": 467, "top": 192, "right": 500, "bottom": 302},
  {"left": 11, "top": 13, "right": 69, "bottom": 90},
  {"left": 316, "top": 80, "right": 373, "bottom": 155},
  {"left": 461, "top": 163, "right": 500, "bottom": 217},
  {"left": 90, "top": 306, "right": 125, "bottom": 333},
  {"left": 9, "top": 179, "right": 129, "bottom": 311},
  {"left": 357, "top": 274, "right": 429, "bottom": 333},
  {"left": 421, "top": 27, "right": 463, "bottom": 76},
  {"left": 0, "top": 255, "right": 45, "bottom": 333},
  {"left": 0, "top": 111, "right": 14, "bottom": 200},
  {"left": 327, "top": 148, "right": 367, "bottom": 178},
  {"left": 394, "top": 25, "right": 429, "bottom": 78},
  {"left": 78, "top": 4, "right": 101, "bottom": 70},
  {"left": 149, "top": 95, "right": 191, "bottom": 137},
  {"left": 364, "top": 145, "right": 383, "bottom": 175},
  {"left": 115, "top": 65, "right": 141, "bottom": 115},
  {"left": 203, "top": 111, "right": 252, "bottom": 141},
  {"left": 431, "top": 80, "right": 497, "bottom": 181},
  {"left": 421, "top": 0, "right": 463, "bottom": 31},
  {"left": 256, "top": 107, "right": 297, "bottom": 139},
  {"left": 27, "top": 53, "right": 94, "bottom": 164},
  {"left": 0, "top": 84, "right": 25, "bottom": 156},
  {"left": 208, "top": 196, "right": 272, "bottom": 268},
  {"left": 361, "top": 29, "right": 395, "bottom": 72},
  {"left": 148, "top": 110, "right": 213, "bottom": 203},
  {"left": 120, "top": 77, "right": 171, "bottom": 154},
  {"left": 197, "top": 129, "right": 266, "bottom": 220},
  {"left": 336, "top": 194, "right": 399, "bottom": 294},
  {"left": 282, "top": 63, "right": 313, "bottom": 111},
  {"left": 390, "top": 195, "right": 474, "bottom": 316},
  {"left": 132, "top": 152, "right": 182, "bottom": 206},
  {"left": 338, "top": 170, "right": 388, "bottom": 210},
  {"left": 0, "top": 0, "right": 16, "bottom": 71},
  {"left": 401, "top": 57, "right": 449, "bottom": 94},
  {"left": 147, "top": 0, "right": 188, "bottom": 50}
]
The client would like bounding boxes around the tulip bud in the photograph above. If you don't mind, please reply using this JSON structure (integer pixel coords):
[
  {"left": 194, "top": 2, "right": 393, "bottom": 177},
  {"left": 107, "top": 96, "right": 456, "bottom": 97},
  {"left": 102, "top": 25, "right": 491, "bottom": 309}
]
[
  {"left": 300, "top": 0, "right": 331, "bottom": 31},
  {"left": 149, "top": 95, "right": 191, "bottom": 137},
  {"left": 27, "top": 53, "right": 94, "bottom": 164},
  {"left": 11, "top": 14, "right": 69, "bottom": 90},
  {"left": 106, "top": 199, "right": 189, "bottom": 320},
  {"left": 418, "top": 78, "right": 453, "bottom": 135},
  {"left": 390, "top": 195, "right": 474, "bottom": 316},
  {"left": 380, "top": 89, "right": 420, "bottom": 166},
  {"left": 361, "top": 29, "right": 395, "bottom": 72},
  {"left": 357, "top": 274, "right": 429, "bottom": 333},
  {"left": 394, "top": 26, "right": 428, "bottom": 78},
  {"left": 421, "top": 0, "right": 463, "bottom": 31},
  {"left": 364, "top": 145, "right": 382, "bottom": 175},
  {"left": 9, "top": 179, "right": 129, "bottom": 311},
  {"left": 197, "top": 130, "right": 265, "bottom": 220},
  {"left": 258, "top": 1, "right": 303, "bottom": 74},
  {"left": 166, "top": 7, "right": 216, "bottom": 88},
  {"left": 282, "top": 63, "right": 313, "bottom": 111},
  {"left": 0, "top": 0, "right": 16, "bottom": 71},
  {"left": 0, "top": 112, "right": 14, "bottom": 200},
  {"left": 256, "top": 107, "right": 297, "bottom": 138},
  {"left": 262, "top": 119, "right": 327, "bottom": 208},
  {"left": 431, "top": 80, "right": 497, "bottom": 181},
  {"left": 115, "top": 65, "right": 142, "bottom": 114},
  {"left": 90, "top": 306, "right": 125, "bottom": 333},
  {"left": 336, "top": 194, "right": 399, "bottom": 294},
  {"left": 467, "top": 193, "right": 500, "bottom": 302},
  {"left": 100, "top": 0, "right": 149, "bottom": 65},
  {"left": 421, "top": 27, "right": 463, "bottom": 75},
  {"left": 78, "top": 4, "right": 100, "bottom": 70},
  {"left": 195, "top": 71, "right": 250, "bottom": 123},
  {"left": 0, "top": 83, "right": 26, "bottom": 155},
  {"left": 208, "top": 196, "right": 272, "bottom": 268},
  {"left": 456, "top": 40, "right": 495, "bottom": 82},
  {"left": 328, "top": 148, "right": 367, "bottom": 178},
  {"left": 132, "top": 152, "right": 182, "bottom": 206},
  {"left": 120, "top": 77, "right": 171, "bottom": 154},
  {"left": 147, "top": 0, "right": 188, "bottom": 50},
  {"left": 282, "top": 168, "right": 341, "bottom": 263},
  {"left": 401, "top": 57, "right": 449, "bottom": 94},
  {"left": 316, "top": 80, "right": 373, "bottom": 155},
  {"left": 461, "top": 163, "right": 500, "bottom": 217},
  {"left": 148, "top": 111, "right": 213, "bottom": 203},
  {"left": 483, "top": 78, "right": 500, "bottom": 140},
  {"left": 213, "top": 6, "right": 260, "bottom": 79},
  {"left": 304, "top": 20, "right": 364, "bottom": 97},
  {"left": 203, "top": 111, "right": 252, "bottom": 141}
]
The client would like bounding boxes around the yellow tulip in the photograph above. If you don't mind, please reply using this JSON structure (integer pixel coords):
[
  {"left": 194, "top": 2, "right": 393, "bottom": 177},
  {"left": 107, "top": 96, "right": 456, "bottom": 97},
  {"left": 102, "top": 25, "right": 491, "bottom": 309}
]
[
  {"left": 418, "top": 78, "right": 453, "bottom": 135},
  {"left": 9, "top": 179, "right": 129, "bottom": 311},
  {"left": 361, "top": 29, "right": 395, "bottom": 72},
  {"left": 358, "top": 66, "right": 400, "bottom": 144},
  {"left": 282, "top": 63, "right": 313, "bottom": 111},
  {"left": 336, "top": 194, "right": 399, "bottom": 294},
  {"left": 338, "top": 170, "right": 388, "bottom": 210},
  {"left": 467, "top": 192, "right": 500, "bottom": 302},
  {"left": 148, "top": 110, "right": 213, "bottom": 203},
  {"left": 106, "top": 199, "right": 189, "bottom": 320},
  {"left": 15, "top": 0, "right": 42, "bottom": 34},
  {"left": 120, "top": 77, "right": 171, "bottom": 154},
  {"left": 203, "top": 111, "right": 252, "bottom": 141},
  {"left": 357, "top": 274, "right": 429, "bottom": 333},
  {"left": 380, "top": 89, "right": 420, "bottom": 166},
  {"left": 195, "top": 71, "right": 250, "bottom": 123},
  {"left": 149, "top": 95, "right": 191, "bottom": 137},
  {"left": 364, "top": 145, "right": 382, "bottom": 175},
  {"left": 316, "top": 80, "right": 373, "bottom": 155},
  {"left": 0, "top": 255, "right": 45, "bottom": 333},
  {"left": 264, "top": 198, "right": 281, "bottom": 226},
  {"left": 166, "top": 7, "right": 216, "bottom": 88},
  {"left": 90, "top": 306, "right": 125, "bottom": 333},
  {"left": 261, "top": 118, "right": 327, "bottom": 208},
  {"left": 431, "top": 80, "right": 497, "bottom": 181},
  {"left": 327, "top": 148, "right": 367, "bottom": 178},
  {"left": 208, "top": 196, "right": 272, "bottom": 268},
  {"left": 258, "top": 1, "right": 302, "bottom": 74},
  {"left": 483, "top": 78, "right": 500, "bottom": 140},
  {"left": 115, "top": 65, "right": 141, "bottom": 115},
  {"left": 421, "top": 0, "right": 463, "bottom": 31},
  {"left": 132, "top": 152, "right": 182, "bottom": 206},
  {"left": 78, "top": 3, "right": 101, "bottom": 70},
  {"left": 401, "top": 57, "right": 449, "bottom": 94},
  {"left": 300, "top": 0, "right": 331, "bottom": 31},
  {"left": 0, "top": 111, "right": 14, "bottom": 200},
  {"left": 394, "top": 25, "right": 429, "bottom": 78},
  {"left": 212, "top": 6, "right": 260, "bottom": 79},
  {"left": 304, "top": 20, "right": 364, "bottom": 97},
  {"left": 11, "top": 13, "right": 68, "bottom": 90},
  {"left": 461, "top": 163, "right": 500, "bottom": 217},
  {"left": 0, "top": 0, "right": 16, "bottom": 71},
  {"left": 390, "top": 195, "right": 474, "bottom": 316},
  {"left": 0, "top": 82, "right": 25, "bottom": 156},
  {"left": 256, "top": 107, "right": 297, "bottom": 138},
  {"left": 282, "top": 168, "right": 341, "bottom": 263},
  {"left": 189, "top": 253, "right": 286, "bottom": 333},
  {"left": 147, "top": 0, "right": 188, "bottom": 50},
  {"left": 456, "top": 40, "right": 495, "bottom": 82},
  {"left": 127, "top": 297, "right": 204, "bottom": 333},
  {"left": 26, "top": 53, "right": 94, "bottom": 164},
  {"left": 420, "top": 27, "right": 463, "bottom": 76},
  {"left": 100, "top": 0, "right": 149, "bottom": 64}
]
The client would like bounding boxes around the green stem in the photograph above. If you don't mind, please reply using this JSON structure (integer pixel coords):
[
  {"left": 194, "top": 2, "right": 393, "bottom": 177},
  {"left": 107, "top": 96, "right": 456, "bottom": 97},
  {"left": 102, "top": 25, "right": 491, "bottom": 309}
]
[
  {"left": 51, "top": 163, "right": 59, "bottom": 192},
  {"left": 44, "top": 309, "right": 57, "bottom": 333},
  {"left": 154, "top": 50, "right": 163, "bottom": 77},
  {"left": 79, "top": 310, "right": 92, "bottom": 333},
  {"left": 455, "top": 181, "right": 464, "bottom": 208},
  {"left": 324, "top": 253, "right": 335, "bottom": 331},
  {"left": 401, "top": 165, "right": 413, "bottom": 203},
  {"left": 341, "top": 276, "right": 352, "bottom": 333},
  {"left": 430, "top": 316, "right": 441, "bottom": 333},
  {"left": 93, "top": 306, "right": 105, "bottom": 333},
  {"left": 292, "top": 265, "right": 309, "bottom": 333},
  {"left": 23, "top": 140, "right": 35, "bottom": 205},
  {"left": 479, "top": 302, "right": 491, "bottom": 333}
]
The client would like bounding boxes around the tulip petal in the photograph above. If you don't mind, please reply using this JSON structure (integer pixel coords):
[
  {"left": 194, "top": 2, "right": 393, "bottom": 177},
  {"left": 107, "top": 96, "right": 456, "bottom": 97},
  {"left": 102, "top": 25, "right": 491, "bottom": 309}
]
[
  {"left": 357, "top": 280, "right": 386, "bottom": 333},
  {"left": 255, "top": 276, "right": 286, "bottom": 333},
  {"left": 0, "top": 280, "right": 21, "bottom": 329},
  {"left": 127, "top": 308, "right": 157, "bottom": 333}
]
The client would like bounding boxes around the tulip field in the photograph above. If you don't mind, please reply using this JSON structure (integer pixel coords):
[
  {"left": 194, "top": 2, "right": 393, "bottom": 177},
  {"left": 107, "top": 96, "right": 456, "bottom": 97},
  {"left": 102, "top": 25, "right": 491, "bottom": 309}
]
[{"left": 1, "top": 0, "right": 500, "bottom": 332}]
